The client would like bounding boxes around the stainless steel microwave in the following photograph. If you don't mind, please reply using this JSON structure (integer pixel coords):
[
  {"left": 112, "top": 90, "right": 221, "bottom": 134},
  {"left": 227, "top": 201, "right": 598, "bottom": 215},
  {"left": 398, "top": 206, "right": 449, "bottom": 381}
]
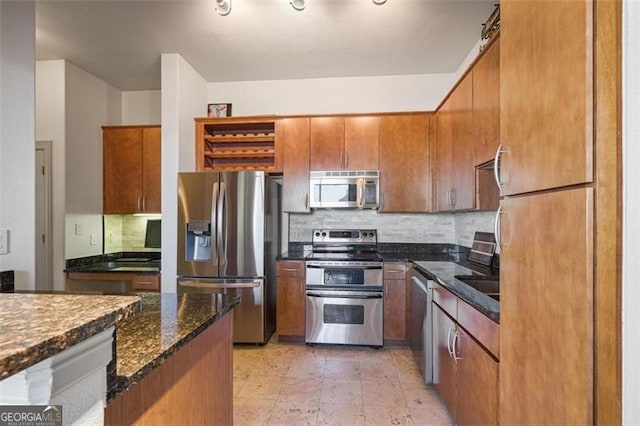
[{"left": 309, "top": 170, "right": 379, "bottom": 209}]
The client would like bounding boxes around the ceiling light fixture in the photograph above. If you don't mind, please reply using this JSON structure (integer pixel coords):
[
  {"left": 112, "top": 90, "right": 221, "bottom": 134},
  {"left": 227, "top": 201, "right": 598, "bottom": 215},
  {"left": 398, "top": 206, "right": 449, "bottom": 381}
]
[
  {"left": 372, "top": 0, "right": 387, "bottom": 4},
  {"left": 216, "top": 0, "right": 231, "bottom": 16},
  {"left": 290, "top": 0, "right": 305, "bottom": 11}
]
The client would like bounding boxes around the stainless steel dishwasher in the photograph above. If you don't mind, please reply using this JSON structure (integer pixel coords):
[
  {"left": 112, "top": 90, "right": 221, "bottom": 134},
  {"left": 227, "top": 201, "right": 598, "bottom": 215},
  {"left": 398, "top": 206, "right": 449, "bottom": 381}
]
[{"left": 410, "top": 267, "right": 434, "bottom": 384}]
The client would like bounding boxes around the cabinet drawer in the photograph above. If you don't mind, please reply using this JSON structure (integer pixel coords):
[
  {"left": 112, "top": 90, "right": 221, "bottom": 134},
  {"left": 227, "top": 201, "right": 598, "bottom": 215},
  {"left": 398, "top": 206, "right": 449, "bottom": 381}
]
[
  {"left": 457, "top": 299, "right": 499, "bottom": 359},
  {"left": 132, "top": 275, "right": 160, "bottom": 292},
  {"left": 383, "top": 262, "right": 409, "bottom": 280},
  {"left": 276, "top": 261, "right": 305, "bottom": 278},
  {"left": 433, "top": 282, "right": 457, "bottom": 318}
]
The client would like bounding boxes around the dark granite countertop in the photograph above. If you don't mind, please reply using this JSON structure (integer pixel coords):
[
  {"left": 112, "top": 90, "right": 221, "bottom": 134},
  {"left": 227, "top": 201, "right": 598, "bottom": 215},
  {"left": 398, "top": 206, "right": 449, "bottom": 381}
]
[
  {"left": 278, "top": 242, "right": 499, "bottom": 323},
  {"left": 413, "top": 261, "right": 500, "bottom": 323},
  {"left": 0, "top": 294, "right": 141, "bottom": 380},
  {"left": 107, "top": 292, "right": 240, "bottom": 403},
  {"left": 66, "top": 252, "right": 161, "bottom": 275}
]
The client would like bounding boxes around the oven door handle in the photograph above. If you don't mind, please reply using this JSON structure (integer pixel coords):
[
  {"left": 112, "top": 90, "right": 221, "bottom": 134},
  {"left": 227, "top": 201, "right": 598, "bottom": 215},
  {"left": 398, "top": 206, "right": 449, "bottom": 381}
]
[
  {"left": 305, "top": 264, "right": 383, "bottom": 270},
  {"left": 305, "top": 290, "right": 383, "bottom": 299}
]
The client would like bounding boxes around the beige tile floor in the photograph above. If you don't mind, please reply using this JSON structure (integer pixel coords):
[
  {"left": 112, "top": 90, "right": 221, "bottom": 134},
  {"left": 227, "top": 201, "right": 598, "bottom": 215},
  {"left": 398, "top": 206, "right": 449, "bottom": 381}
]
[{"left": 233, "top": 340, "right": 453, "bottom": 426}]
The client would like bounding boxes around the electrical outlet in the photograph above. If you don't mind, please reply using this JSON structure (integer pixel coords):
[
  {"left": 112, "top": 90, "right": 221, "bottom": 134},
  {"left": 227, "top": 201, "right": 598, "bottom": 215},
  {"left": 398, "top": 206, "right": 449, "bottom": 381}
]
[
  {"left": 90, "top": 234, "right": 97, "bottom": 246},
  {"left": 0, "top": 229, "right": 8, "bottom": 255},
  {"left": 75, "top": 223, "right": 84, "bottom": 235}
]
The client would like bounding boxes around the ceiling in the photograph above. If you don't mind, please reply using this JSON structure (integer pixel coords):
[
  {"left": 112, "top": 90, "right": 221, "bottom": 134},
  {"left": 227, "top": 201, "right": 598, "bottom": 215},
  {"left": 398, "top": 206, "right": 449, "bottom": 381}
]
[{"left": 35, "top": 0, "right": 497, "bottom": 91}]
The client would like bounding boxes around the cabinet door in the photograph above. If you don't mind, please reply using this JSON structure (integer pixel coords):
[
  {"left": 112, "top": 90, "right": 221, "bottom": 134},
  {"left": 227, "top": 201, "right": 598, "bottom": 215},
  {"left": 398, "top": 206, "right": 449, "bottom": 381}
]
[
  {"left": 379, "top": 114, "right": 431, "bottom": 212},
  {"left": 344, "top": 116, "right": 379, "bottom": 170},
  {"left": 473, "top": 37, "right": 500, "bottom": 166},
  {"left": 450, "top": 73, "right": 475, "bottom": 210},
  {"left": 309, "top": 117, "right": 345, "bottom": 170},
  {"left": 500, "top": 0, "right": 593, "bottom": 195},
  {"left": 435, "top": 99, "right": 454, "bottom": 211},
  {"left": 276, "top": 261, "right": 306, "bottom": 338},
  {"left": 457, "top": 327, "right": 498, "bottom": 426},
  {"left": 383, "top": 280, "right": 407, "bottom": 341},
  {"left": 282, "top": 118, "right": 310, "bottom": 213},
  {"left": 142, "top": 127, "right": 161, "bottom": 213},
  {"left": 500, "top": 188, "right": 593, "bottom": 424},
  {"left": 433, "top": 305, "right": 457, "bottom": 421},
  {"left": 103, "top": 127, "right": 143, "bottom": 214}
]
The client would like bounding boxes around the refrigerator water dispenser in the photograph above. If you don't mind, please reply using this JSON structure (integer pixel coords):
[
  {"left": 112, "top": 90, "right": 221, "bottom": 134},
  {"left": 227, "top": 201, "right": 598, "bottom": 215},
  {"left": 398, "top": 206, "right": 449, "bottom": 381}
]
[{"left": 186, "top": 220, "right": 211, "bottom": 261}]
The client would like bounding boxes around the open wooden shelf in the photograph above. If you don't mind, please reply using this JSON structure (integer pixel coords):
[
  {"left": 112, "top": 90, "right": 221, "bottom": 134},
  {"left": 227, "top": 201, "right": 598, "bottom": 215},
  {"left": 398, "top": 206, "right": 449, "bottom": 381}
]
[{"left": 196, "top": 118, "right": 281, "bottom": 172}]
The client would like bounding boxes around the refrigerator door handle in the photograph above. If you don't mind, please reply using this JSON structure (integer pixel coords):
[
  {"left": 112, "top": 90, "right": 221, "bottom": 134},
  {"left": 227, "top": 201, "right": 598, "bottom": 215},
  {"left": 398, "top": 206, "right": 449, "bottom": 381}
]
[
  {"left": 210, "top": 182, "right": 219, "bottom": 261},
  {"left": 217, "top": 182, "right": 226, "bottom": 266},
  {"left": 178, "top": 278, "right": 262, "bottom": 289}
]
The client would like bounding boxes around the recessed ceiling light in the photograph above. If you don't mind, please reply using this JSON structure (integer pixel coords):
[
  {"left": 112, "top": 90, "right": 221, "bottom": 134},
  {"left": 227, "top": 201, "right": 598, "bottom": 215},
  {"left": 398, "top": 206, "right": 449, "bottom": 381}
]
[
  {"left": 216, "top": 0, "right": 231, "bottom": 16},
  {"left": 290, "top": 0, "right": 305, "bottom": 11},
  {"left": 372, "top": 0, "right": 387, "bottom": 4}
]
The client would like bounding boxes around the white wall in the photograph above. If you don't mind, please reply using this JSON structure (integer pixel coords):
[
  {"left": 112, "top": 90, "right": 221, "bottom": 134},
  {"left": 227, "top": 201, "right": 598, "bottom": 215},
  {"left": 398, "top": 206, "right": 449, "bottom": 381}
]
[
  {"left": 35, "top": 60, "right": 66, "bottom": 290},
  {"left": 64, "top": 62, "right": 121, "bottom": 260},
  {"left": 161, "top": 54, "right": 207, "bottom": 292},
  {"left": 122, "top": 90, "right": 161, "bottom": 125},
  {"left": 0, "top": 1, "right": 36, "bottom": 290},
  {"left": 623, "top": 0, "right": 640, "bottom": 421}
]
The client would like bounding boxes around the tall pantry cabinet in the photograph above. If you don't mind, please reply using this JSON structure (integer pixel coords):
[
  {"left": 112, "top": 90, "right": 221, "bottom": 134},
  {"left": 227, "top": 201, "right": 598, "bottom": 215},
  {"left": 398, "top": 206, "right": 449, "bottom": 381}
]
[{"left": 498, "top": 0, "right": 621, "bottom": 424}]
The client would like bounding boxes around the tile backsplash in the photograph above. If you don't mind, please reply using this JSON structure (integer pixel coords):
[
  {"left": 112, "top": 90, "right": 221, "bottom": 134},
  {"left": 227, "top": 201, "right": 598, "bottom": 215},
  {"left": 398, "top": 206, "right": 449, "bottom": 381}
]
[
  {"left": 104, "top": 215, "right": 161, "bottom": 253},
  {"left": 289, "top": 209, "right": 496, "bottom": 248}
]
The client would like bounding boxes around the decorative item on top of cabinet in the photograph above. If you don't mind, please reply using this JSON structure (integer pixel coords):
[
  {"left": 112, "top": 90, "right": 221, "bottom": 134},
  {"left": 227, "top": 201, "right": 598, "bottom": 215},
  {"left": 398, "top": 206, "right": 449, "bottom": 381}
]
[
  {"left": 378, "top": 113, "right": 432, "bottom": 213},
  {"left": 195, "top": 117, "right": 282, "bottom": 172},
  {"left": 309, "top": 116, "right": 379, "bottom": 171},
  {"left": 276, "top": 260, "right": 306, "bottom": 342},
  {"left": 435, "top": 73, "right": 475, "bottom": 212},
  {"left": 103, "top": 125, "right": 161, "bottom": 214},
  {"left": 282, "top": 117, "right": 311, "bottom": 213},
  {"left": 383, "top": 262, "right": 410, "bottom": 343}
]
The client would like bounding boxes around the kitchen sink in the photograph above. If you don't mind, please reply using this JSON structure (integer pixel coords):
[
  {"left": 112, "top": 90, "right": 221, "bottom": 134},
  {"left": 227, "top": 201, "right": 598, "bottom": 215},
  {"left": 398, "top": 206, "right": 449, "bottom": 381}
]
[{"left": 454, "top": 275, "right": 500, "bottom": 300}]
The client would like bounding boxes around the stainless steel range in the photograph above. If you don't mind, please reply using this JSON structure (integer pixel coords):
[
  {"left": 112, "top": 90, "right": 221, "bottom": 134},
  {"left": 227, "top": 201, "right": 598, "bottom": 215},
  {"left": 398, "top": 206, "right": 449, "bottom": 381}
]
[{"left": 305, "top": 229, "right": 383, "bottom": 347}]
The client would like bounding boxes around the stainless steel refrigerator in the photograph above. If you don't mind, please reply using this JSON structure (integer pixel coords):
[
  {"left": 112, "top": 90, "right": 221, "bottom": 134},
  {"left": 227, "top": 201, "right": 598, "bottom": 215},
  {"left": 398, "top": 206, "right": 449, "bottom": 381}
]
[{"left": 177, "top": 171, "right": 281, "bottom": 344}]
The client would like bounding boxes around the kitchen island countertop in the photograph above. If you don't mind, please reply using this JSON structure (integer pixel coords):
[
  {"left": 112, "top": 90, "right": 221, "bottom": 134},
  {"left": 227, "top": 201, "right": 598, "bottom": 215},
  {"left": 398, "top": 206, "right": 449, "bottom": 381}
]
[
  {"left": 0, "top": 293, "right": 141, "bottom": 380},
  {"left": 108, "top": 292, "right": 240, "bottom": 402}
]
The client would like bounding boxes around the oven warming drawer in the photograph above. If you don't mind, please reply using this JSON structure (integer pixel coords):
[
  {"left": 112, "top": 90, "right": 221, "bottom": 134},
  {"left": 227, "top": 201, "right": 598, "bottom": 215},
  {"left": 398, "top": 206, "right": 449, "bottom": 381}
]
[{"left": 305, "top": 290, "right": 383, "bottom": 347}]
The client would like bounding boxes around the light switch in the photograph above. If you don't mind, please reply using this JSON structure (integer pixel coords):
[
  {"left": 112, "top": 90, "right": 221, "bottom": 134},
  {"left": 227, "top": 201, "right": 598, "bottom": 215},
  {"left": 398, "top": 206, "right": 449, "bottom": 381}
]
[
  {"left": 90, "top": 234, "right": 97, "bottom": 246},
  {"left": 0, "top": 229, "right": 8, "bottom": 255},
  {"left": 75, "top": 223, "right": 84, "bottom": 235}
]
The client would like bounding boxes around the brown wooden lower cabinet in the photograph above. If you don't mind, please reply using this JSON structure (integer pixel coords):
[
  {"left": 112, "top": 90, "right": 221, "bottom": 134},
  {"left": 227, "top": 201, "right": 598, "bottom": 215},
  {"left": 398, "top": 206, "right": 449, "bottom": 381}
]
[
  {"left": 276, "top": 261, "right": 306, "bottom": 342},
  {"left": 433, "top": 303, "right": 499, "bottom": 425},
  {"left": 105, "top": 311, "right": 233, "bottom": 425},
  {"left": 66, "top": 272, "right": 161, "bottom": 292},
  {"left": 383, "top": 262, "right": 410, "bottom": 343}
]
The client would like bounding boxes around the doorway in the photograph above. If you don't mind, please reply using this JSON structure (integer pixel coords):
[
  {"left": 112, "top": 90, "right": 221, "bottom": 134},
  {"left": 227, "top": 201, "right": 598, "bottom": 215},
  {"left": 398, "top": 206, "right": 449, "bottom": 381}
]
[{"left": 35, "top": 141, "right": 52, "bottom": 291}]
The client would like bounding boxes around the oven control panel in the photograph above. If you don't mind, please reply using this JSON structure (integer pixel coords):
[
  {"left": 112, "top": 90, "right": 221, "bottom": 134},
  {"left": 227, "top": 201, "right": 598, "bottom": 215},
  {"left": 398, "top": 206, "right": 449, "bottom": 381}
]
[{"left": 312, "top": 229, "right": 377, "bottom": 244}]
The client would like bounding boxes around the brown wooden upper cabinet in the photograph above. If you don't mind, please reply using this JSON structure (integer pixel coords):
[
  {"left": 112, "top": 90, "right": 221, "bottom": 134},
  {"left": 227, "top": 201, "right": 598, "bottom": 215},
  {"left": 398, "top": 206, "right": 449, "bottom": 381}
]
[
  {"left": 499, "top": 1, "right": 592, "bottom": 196},
  {"left": 309, "top": 116, "right": 379, "bottom": 170},
  {"left": 103, "top": 126, "right": 161, "bottom": 214},
  {"left": 435, "top": 73, "right": 475, "bottom": 212},
  {"left": 282, "top": 117, "right": 311, "bottom": 213},
  {"left": 473, "top": 37, "right": 500, "bottom": 166},
  {"left": 379, "top": 113, "right": 432, "bottom": 212}
]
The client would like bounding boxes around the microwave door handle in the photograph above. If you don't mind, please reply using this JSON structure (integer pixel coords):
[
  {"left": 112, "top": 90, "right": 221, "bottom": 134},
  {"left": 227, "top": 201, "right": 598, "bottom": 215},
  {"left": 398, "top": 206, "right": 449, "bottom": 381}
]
[{"left": 357, "top": 178, "right": 364, "bottom": 209}]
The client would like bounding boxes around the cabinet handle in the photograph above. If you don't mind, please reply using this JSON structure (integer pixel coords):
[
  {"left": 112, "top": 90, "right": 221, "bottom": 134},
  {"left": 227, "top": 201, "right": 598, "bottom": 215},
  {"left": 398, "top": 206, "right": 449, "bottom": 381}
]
[
  {"left": 452, "top": 329, "right": 462, "bottom": 363},
  {"left": 447, "top": 326, "right": 454, "bottom": 358},
  {"left": 446, "top": 189, "right": 452, "bottom": 209},
  {"left": 304, "top": 193, "right": 309, "bottom": 211},
  {"left": 142, "top": 196, "right": 146, "bottom": 212},
  {"left": 384, "top": 282, "right": 388, "bottom": 300},
  {"left": 344, "top": 150, "right": 349, "bottom": 169},
  {"left": 137, "top": 196, "right": 142, "bottom": 212},
  {"left": 282, "top": 268, "right": 298, "bottom": 272},
  {"left": 494, "top": 205, "right": 502, "bottom": 249},
  {"left": 450, "top": 188, "right": 456, "bottom": 208},
  {"left": 494, "top": 144, "right": 505, "bottom": 192}
]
